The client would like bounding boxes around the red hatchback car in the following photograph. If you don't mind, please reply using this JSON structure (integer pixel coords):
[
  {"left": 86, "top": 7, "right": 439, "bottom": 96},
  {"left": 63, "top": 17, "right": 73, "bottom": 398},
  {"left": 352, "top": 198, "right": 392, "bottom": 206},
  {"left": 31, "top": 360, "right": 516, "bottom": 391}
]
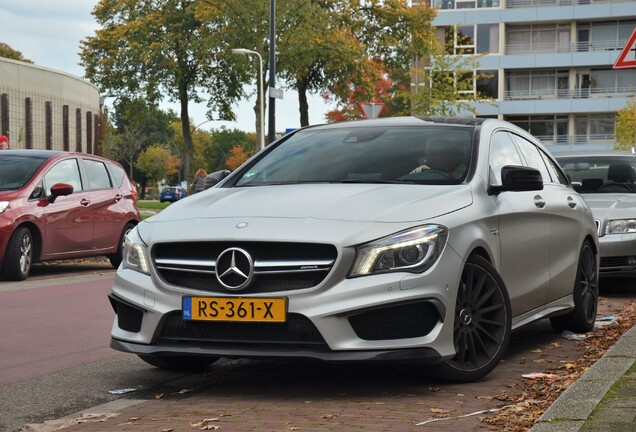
[{"left": 0, "top": 150, "right": 140, "bottom": 280}]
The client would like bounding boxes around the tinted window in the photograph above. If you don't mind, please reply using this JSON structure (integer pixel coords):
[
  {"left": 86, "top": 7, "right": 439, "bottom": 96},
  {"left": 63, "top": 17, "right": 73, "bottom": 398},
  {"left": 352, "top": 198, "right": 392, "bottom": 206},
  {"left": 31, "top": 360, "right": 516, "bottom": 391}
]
[
  {"left": 235, "top": 126, "right": 474, "bottom": 186},
  {"left": 84, "top": 159, "right": 112, "bottom": 190},
  {"left": 0, "top": 155, "right": 47, "bottom": 191},
  {"left": 44, "top": 159, "right": 83, "bottom": 194},
  {"left": 489, "top": 131, "right": 524, "bottom": 185},
  {"left": 541, "top": 152, "right": 569, "bottom": 186},
  {"left": 510, "top": 134, "right": 551, "bottom": 184}
]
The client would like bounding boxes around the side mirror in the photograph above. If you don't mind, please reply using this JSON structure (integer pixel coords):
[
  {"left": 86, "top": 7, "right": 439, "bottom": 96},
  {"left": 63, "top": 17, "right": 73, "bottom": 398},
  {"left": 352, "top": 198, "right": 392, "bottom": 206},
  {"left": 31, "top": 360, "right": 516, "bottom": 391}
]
[
  {"left": 489, "top": 166, "right": 543, "bottom": 195},
  {"left": 204, "top": 170, "right": 231, "bottom": 190},
  {"left": 48, "top": 183, "right": 74, "bottom": 203}
]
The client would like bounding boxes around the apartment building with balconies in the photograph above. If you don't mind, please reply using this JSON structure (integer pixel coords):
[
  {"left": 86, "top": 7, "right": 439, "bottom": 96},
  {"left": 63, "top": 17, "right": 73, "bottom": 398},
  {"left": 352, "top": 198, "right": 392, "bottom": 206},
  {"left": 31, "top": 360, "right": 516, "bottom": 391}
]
[{"left": 421, "top": 0, "right": 636, "bottom": 152}]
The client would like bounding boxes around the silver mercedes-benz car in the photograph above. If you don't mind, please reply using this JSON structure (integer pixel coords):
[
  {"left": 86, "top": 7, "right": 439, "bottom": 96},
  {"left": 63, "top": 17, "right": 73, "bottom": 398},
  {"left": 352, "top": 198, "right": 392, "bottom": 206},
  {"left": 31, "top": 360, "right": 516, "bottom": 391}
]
[
  {"left": 109, "top": 117, "right": 599, "bottom": 382},
  {"left": 556, "top": 151, "right": 636, "bottom": 276}
]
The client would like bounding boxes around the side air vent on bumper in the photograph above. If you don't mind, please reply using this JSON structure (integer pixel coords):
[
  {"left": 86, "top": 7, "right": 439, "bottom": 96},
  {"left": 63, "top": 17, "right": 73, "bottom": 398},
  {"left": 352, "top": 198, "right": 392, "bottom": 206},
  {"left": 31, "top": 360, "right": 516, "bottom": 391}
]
[{"left": 348, "top": 301, "right": 441, "bottom": 341}]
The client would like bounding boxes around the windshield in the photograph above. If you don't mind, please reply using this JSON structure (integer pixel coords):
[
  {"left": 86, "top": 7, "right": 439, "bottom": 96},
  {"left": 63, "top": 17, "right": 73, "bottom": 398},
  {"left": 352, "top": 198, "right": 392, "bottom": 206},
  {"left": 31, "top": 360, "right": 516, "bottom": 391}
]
[
  {"left": 235, "top": 126, "right": 473, "bottom": 187},
  {"left": 558, "top": 156, "right": 636, "bottom": 193},
  {"left": 0, "top": 155, "right": 47, "bottom": 191}
]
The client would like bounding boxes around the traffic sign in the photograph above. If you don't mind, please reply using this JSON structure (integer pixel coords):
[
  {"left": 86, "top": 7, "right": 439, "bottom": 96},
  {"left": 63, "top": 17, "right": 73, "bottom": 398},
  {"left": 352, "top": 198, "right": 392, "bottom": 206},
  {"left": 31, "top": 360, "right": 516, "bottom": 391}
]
[
  {"left": 613, "top": 27, "right": 636, "bottom": 69},
  {"left": 359, "top": 102, "right": 384, "bottom": 119}
]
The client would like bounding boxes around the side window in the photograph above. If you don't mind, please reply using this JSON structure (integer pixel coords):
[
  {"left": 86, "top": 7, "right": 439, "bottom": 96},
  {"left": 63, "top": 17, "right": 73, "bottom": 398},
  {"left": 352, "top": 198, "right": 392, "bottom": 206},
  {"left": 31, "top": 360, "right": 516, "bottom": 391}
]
[
  {"left": 489, "top": 131, "right": 524, "bottom": 185},
  {"left": 510, "top": 134, "right": 552, "bottom": 184},
  {"left": 84, "top": 159, "right": 112, "bottom": 190},
  {"left": 108, "top": 163, "right": 125, "bottom": 188},
  {"left": 43, "top": 159, "right": 83, "bottom": 195},
  {"left": 541, "top": 151, "right": 569, "bottom": 186}
]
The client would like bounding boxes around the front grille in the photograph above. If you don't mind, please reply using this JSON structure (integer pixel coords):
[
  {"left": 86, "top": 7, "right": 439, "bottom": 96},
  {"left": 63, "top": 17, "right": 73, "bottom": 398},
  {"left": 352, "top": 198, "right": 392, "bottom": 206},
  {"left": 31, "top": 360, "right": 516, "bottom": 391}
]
[
  {"left": 158, "top": 312, "right": 327, "bottom": 347},
  {"left": 348, "top": 301, "right": 440, "bottom": 341},
  {"left": 153, "top": 241, "right": 337, "bottom": 294},
  {"left": 600, "top": 256, "right": 636, "bottom": 269}
]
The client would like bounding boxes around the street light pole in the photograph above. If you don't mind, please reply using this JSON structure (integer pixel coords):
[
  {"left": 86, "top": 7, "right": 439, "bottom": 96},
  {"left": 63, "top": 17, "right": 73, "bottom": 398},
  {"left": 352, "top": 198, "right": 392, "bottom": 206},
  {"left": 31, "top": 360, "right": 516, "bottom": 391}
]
[
  {"left": 231, "top": 48, "right": 265, "bottom": 151},
  {"left": 268, "top": 0, "right": 276, "bottom": 144}
]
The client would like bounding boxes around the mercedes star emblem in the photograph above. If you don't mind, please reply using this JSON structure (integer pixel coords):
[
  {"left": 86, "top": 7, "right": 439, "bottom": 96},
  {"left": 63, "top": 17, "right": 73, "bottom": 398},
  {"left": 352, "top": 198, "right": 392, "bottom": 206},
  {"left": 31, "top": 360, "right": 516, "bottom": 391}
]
[{"left": 215, "top": 247, "right": 254, "bottom": 291}]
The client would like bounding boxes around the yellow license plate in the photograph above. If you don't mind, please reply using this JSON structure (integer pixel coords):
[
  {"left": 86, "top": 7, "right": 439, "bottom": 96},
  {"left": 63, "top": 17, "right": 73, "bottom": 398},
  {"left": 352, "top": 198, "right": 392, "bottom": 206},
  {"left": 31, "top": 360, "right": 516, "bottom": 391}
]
[{"left": 182, "top": 297, "right": 287, "bottom": 322}]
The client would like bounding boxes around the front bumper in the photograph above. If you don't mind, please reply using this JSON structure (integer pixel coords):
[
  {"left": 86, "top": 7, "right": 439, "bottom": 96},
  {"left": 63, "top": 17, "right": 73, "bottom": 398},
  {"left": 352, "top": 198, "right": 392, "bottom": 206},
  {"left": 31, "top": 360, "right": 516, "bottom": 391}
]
[
  {"left": 598, "top": 233, "right": 636, "bottom": 275},
  {"left": 108, "top": 242, "right": 463, "bottom": 364}
]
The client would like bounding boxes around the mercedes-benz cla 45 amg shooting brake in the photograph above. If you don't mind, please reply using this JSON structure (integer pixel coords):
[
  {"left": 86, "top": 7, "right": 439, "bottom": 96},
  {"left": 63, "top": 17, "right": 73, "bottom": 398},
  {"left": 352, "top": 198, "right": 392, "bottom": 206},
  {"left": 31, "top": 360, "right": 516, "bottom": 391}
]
[{"left": 109, "top": 117, "right": 599, "bottom": 382}]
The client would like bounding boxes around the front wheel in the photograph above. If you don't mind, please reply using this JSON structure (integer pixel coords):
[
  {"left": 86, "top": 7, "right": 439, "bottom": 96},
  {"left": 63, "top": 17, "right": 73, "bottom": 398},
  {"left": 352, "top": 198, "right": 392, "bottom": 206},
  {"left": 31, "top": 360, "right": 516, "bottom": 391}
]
[
  {"left": 550, "top": 240, "right": 598, "bottom": 333},
  {"left": 432, "top": 255, "right": 511, "bottom": 383},
  {"left": 138, "top": 354, "right": 219, "bottom": 372},
  {"left": 2, "top": 227, "right": 34, "bottom": 281},
  {"left": 108, "top": 222, "right": 136, "bottom": 269}
]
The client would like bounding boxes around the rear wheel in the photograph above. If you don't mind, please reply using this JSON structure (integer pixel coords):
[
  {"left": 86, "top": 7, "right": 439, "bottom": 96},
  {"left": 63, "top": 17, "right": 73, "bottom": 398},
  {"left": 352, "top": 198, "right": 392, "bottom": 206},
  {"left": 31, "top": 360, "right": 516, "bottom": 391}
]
[
  {"left": 108, "top": 222, "right": 136, "bottom": 268},
  {"left": 550, "top": 240, "right": 598, "bottom": 333},
  {"left": 3, "top": 227, "right": 34, "bottom": 281},
  {"left": 138, "top": 354, "right": 219, "bottom": 371},
  {"left": 433, "top": 255, "right": 511, "bottom": 383}
]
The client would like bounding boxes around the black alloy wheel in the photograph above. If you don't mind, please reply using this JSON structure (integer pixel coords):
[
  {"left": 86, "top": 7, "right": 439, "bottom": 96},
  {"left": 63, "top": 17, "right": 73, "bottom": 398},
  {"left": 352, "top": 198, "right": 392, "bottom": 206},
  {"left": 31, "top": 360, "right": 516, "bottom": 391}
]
[
  {"left": 434, "top": 254, "right": 511, "bottom": 383},
  {"left": 550, "top": 240, "right": 598, "bottom": 333}
]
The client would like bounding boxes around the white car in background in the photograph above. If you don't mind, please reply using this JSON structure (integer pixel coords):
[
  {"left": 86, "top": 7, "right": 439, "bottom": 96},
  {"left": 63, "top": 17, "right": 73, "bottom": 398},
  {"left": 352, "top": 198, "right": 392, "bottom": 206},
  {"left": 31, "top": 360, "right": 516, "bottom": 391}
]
[
  {"left": 108, "top": 117, "right": 599, "bottom": 382},
  {"left": 557, "top": 151, "right": 636, "bottom": 276}
]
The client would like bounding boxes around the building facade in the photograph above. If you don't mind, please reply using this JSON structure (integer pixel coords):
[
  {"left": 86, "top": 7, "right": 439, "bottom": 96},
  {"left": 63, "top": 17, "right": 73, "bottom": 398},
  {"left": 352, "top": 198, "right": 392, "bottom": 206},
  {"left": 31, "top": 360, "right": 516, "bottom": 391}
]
[
  {"left": 0, "top": 57, "right": 101, "bottom": 153},
  {"left": 423, "top": 0, "right": 636, "bottom": 152}
]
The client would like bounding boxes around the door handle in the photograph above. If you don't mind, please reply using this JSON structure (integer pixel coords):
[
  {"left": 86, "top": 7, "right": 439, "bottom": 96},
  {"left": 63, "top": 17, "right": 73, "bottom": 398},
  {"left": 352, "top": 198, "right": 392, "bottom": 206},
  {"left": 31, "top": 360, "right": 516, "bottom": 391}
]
[
  {"left": 534, "top": 195, "right": 545, "bottom": 209},
  {"left": 567, "top": 196, "right": 577, "bottom": 208},
  {"left": 80, "top": 199, "right": 91, "bottom": 207}
]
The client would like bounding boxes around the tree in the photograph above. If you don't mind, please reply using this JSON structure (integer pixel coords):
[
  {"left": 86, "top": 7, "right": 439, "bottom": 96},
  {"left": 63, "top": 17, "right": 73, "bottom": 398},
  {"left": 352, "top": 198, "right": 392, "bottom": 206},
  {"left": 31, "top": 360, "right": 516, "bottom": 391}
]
[
  {"left": 80, "top": 0, "right": 245, "bottom": 185},
  {"left": 0, "top": 42, "right": 33, "bottom": 63},
  {"left": 136, "top": 145, "right": 181, "bottom": 185},
  {"left": 203, "top": 127, "right": 256, "bottom": 172},
  {"left": 225, "top": 145, "right": 250, "bottom": 170},
  {"left": 615, "top": 98, "right": 636, "bottom": 151}
]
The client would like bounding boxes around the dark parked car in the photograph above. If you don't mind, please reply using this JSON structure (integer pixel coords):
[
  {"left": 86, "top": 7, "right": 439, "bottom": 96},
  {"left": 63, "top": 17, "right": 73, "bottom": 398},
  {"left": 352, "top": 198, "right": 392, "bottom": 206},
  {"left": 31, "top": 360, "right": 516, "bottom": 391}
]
[
  {"left": 160, "top": 186, "right": 187, "bottom": 203},
  {"left": 556, "top": 151, "right": 636, "bottom": 276},
  {"left": 0, "top": 150, "right": 141, "bottom": 280}
]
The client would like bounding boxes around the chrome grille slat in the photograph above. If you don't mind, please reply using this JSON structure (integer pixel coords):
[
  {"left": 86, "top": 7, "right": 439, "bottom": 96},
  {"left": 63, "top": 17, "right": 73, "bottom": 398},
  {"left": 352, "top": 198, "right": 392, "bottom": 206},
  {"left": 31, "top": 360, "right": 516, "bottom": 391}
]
[{"left": 152, "top": 241, "right": 338, "bottom": 294}]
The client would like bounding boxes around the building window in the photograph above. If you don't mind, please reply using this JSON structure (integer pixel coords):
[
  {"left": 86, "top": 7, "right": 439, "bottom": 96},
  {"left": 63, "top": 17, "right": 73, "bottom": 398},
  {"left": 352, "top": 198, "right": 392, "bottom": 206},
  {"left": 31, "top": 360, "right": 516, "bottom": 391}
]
[
  {"left": 506, "top": 115, "right": 568, "bottom": 144},
  {"left": 477, "top": 70, "right": 498, "bottom": 98},
  {"left": 506, "top": 24, "right": 570, "bottom": 54},
  {"left": 445, "top": 25, "right": 499, "bottom": 55},
  {"left": 578, "top": 20, "right": 636, "bottom": 51},
  {"left": 575, "top": 114, "right": 616, "bottom": 144},
  {"left": 506, "top": 70, "right": 568, "bottom": 99}
]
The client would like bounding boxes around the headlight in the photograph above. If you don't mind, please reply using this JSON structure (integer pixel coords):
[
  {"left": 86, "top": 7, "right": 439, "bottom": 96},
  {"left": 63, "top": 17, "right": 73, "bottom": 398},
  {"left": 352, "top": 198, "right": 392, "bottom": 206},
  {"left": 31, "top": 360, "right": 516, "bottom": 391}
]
[
  {"left": 122, "top": 226, "right": 151, "bottom": 275},
  {"left": 606, "top": 219, "right": 636, "bottom": 234},
  {"left": 349, "top": 225, "right": 448, "bottom": 277},
  {"left": 0, "top": 201, "right": 9, "bottom": 214}
]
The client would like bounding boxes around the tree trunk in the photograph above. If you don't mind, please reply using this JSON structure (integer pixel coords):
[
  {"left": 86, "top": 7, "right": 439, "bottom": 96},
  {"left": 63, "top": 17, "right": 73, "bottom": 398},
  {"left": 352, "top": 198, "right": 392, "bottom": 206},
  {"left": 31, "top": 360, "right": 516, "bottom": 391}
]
[
  {"left": 297, "top": 78, "right": 310, "bottom": 127},
  {"left": 179, "top": 89, "right": 193, "bottom": 185}
]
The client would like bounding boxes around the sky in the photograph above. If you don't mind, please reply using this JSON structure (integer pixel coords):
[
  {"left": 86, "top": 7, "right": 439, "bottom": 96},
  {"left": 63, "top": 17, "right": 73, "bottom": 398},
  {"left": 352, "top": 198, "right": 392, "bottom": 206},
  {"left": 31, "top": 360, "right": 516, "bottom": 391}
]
[{"left": 0, "top": 0, "right": 332, "bottom": 133}]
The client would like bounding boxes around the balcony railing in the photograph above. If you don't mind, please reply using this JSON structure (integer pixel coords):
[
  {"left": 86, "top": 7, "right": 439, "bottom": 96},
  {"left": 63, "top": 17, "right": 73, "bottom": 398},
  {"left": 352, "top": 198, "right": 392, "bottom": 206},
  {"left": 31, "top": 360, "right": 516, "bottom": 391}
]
[
  {"left": 505, "top": 39, "right": 625, "bottom": 55},
  {"left": 505, "top": 86, "right": 636, "bottom": 100},
  {"left": 535, "top": 134, "right": 615, "bottom": 146},
  {"left": 506, "top": 0, "right": 630, "bottom": 8}
]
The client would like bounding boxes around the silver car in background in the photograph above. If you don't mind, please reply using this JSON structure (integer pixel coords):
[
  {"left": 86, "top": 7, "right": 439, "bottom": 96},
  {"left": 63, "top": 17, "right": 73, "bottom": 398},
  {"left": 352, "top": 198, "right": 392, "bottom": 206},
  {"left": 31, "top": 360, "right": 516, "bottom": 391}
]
[
  {"left": 556, "top": 151, "right": 636, "bottom": 276},
  {"left": 109, "top": 117, "right": 599, "bottom": 382}
]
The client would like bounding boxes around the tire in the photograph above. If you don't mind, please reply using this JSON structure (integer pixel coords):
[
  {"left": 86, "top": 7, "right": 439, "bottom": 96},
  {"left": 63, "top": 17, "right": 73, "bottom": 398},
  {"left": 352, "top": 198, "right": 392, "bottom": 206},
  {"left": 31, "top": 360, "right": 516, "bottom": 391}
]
[
  {"left": 138, "top": 354, "right": 219, "bottom": 372},
  {"left": 432, "top": 255, "right": 512, "bottom": 383},
  {"left": 3, "top": 227, "right": 34, "bottom": 281},
  {"left": 550, "top": 240, "right": 598, "bottom": 333},
  {"left": 108, "top": 222, "right": 136, "bottom": 269}
]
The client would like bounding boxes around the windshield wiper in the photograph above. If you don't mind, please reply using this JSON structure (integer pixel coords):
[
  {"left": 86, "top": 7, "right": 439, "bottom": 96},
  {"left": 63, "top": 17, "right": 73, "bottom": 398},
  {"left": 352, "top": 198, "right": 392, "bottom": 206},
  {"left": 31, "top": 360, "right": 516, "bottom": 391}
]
[{"left": 339, "top": 179, "right": 414, "bottom": 184}]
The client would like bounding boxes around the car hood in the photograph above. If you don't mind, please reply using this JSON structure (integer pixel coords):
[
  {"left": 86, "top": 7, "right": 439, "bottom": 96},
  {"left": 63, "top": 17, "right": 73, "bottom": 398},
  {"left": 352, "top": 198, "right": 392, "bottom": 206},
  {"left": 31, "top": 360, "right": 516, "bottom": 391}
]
[
  {"left": 139, "top": 184, "right": 473, "bottom": 244},
  {"left": 581, "top": 193, "right": 636, "bottom": 219}
]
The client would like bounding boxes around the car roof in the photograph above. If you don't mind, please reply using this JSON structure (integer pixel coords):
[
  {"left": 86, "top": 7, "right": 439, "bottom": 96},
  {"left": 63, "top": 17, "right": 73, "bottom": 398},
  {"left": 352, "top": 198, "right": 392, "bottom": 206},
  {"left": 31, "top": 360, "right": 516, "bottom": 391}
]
[{"left": 304, "top": 116, "right": 487, "bottom": 131}]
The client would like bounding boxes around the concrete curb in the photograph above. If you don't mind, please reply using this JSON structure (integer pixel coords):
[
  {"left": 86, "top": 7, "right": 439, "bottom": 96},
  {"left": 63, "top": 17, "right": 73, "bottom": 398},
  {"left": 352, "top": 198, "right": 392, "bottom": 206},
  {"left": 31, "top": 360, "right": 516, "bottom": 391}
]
[{"left": 528, "top": 324, "right": 636, "bottom": 432}]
